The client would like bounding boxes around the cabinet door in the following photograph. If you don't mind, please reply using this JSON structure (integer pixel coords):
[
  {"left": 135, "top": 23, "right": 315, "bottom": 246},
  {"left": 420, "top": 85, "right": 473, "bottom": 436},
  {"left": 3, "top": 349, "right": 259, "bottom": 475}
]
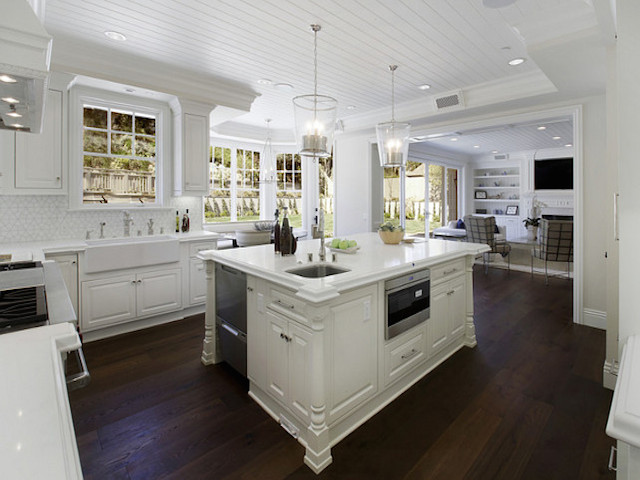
[
  {"left": 15, "top": 89, "right": 63, "bottom": 190},
  {"left": 265, "top": 310, "right": 289, "bottom": 403},
  {"left": 45, "top": 253, "right": 78, "bottom": 317},
  {"left": 188, "top": 258, "right": 207, "bottom": 305},
  {"left": 137, "top": 268, "right": 182, "bottom": 317},
  {"left": 81, "top": 274, "right": 137, "bottom": 331},
  {"left": 0, "top": 130, "right": 13, "bottom": 190},
  {"left": 427, "top": 283, "right": 450, "bottom": 355},
  {"left": 288, "top": 322, "right": 313, "bottom": 421},
  {"left": 448, "top": 277, "right": 466, "bottom": 339},
  {"left": 182, "top": 113, "right": 208, "bottom": 193},
  {"left": 247, "top": 279, "right": 267, "bottom": 389}
]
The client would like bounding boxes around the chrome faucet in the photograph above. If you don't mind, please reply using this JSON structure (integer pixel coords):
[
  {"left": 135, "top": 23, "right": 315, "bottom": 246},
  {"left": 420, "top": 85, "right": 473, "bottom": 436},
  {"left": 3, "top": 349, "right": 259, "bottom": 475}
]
[
  {"left": 318, "top": 207, "right": 326, "bottom": 262},
  {"left": 147, "top": 218, "right": 154, "bottom": 236},
  {"left": 99, "top": 222, "right": 106, "bottom": 239},
  {"left": 123, "top": 212, "right": 134, "bottom": 237}
]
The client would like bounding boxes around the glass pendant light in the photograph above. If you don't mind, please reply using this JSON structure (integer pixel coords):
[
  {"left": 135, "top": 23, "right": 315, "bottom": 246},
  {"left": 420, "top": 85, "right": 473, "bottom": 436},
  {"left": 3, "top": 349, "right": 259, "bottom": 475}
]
[
  {"left": 376, "top": 65, "right": 411, "bottom": 167},
  {"left": 293, "top": 24, "right": 337, "bottom": 158},
  {"left": 260, "top": 119, "right": 276, "bottom": 184}
]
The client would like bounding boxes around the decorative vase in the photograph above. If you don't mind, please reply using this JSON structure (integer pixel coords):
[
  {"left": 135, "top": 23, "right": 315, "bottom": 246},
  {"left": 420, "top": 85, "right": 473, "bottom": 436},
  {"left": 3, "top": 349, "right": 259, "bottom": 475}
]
[
  {"left": 526, "top": 225, "right": 538, "bottom": 241},
  {"left": 378, "top": 230, "right": 404, "bottom": 244}
]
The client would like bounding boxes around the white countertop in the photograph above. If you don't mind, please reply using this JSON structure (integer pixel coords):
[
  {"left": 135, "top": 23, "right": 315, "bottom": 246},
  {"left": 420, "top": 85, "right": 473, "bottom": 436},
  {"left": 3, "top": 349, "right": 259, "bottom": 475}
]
[
  {"left": 199, "top": 232, "right": 490, "bottom": 302},
  {"left": 0, "top": 323, "right": 83, "bottom": 480},
  {"left": 607, "top": 334, "right": 640, "bottom": 448},
  {"left": 0, "top": 230, "right": 223, "bottom": 262}
]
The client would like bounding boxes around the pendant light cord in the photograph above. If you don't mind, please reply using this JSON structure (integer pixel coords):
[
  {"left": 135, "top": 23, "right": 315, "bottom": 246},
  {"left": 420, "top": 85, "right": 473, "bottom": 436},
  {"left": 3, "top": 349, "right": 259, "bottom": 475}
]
[
  {"left": 389, "top": 65, "right": 398, "bottom": 123},
  {"left": 311, "top": 24, "right": 321, "bottom": 123}
]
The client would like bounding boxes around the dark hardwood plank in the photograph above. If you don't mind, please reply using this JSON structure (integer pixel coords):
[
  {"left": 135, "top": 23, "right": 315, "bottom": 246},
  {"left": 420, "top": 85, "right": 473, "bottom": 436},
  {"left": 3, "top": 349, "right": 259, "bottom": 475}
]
[{"left": 69, "top": 267, "right": 616, "bottom": 479}]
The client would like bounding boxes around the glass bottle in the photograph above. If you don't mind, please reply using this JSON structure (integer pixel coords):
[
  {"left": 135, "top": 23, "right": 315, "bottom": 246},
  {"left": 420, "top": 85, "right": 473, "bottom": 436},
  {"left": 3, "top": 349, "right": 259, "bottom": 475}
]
[
  {"left": 273, "top": 208, "right": 281, "bottom": 253},
  {"left": 280, "top": 207, "right": 291, "bottom": 255}
]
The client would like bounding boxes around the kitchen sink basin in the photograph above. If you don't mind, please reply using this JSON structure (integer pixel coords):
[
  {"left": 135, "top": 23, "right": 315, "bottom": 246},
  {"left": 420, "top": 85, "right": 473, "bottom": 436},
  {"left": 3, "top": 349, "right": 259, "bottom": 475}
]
[
  {"left": 286, "top": 264, "right": 351, "bottom": 278},
  {"left": 84, "top": 235, "right": 180, "bottom": 273}
]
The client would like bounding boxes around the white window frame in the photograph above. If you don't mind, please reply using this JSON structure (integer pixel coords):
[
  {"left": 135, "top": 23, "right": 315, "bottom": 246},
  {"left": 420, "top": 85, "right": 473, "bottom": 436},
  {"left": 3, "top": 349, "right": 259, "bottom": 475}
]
[{"left": 68, "top": 86, "right": 172, "bottom": 210}]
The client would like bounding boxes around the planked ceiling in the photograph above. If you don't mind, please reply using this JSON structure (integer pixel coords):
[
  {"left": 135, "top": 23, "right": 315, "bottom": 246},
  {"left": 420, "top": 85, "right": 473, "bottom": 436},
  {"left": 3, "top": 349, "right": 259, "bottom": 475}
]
[{"left": 44, "top": 0, "right": 593, "bottom": 150}]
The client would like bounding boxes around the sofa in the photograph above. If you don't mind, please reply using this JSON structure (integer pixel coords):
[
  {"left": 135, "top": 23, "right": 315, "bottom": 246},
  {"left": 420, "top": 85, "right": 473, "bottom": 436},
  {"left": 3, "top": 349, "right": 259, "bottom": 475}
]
[{"left": 432, "top": 219, "right": 506, "bottom": 242}]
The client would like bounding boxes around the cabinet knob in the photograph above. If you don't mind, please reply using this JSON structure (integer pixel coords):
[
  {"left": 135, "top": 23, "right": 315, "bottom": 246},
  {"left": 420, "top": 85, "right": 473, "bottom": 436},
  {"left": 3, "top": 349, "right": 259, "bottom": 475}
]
[
  {"left": 247, "top": 286, "right": 254, "bottom": 292},
  {"left": 56, "top": 176, "right": 61, "bottom": 181}
]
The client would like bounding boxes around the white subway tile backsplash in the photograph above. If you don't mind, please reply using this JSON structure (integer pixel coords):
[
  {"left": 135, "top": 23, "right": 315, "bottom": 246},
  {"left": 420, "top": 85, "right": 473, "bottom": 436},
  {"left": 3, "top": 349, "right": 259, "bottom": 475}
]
[{"left": 0, "top": 195, "right": 203, "bottom": 243}]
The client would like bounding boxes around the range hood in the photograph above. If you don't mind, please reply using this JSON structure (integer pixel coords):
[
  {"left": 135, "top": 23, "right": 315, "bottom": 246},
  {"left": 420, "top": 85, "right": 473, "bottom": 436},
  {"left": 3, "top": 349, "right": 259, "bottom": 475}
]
[{"left": 0, "top": 0, "right": 52, "bottom": 133}]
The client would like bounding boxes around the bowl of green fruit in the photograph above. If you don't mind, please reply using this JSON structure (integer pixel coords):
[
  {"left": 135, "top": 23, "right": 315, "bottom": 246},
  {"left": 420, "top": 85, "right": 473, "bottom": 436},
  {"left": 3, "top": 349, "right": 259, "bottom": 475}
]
[
  {"left": 378, "top": 222, "right": 405, "bottom": 244},
  {"left": 328, "top": 238, "right": 359, "bottom": 254}
]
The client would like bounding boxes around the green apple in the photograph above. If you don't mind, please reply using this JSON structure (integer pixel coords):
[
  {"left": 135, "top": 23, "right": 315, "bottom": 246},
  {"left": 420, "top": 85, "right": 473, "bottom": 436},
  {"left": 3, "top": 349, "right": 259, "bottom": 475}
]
[
  {"left": 331, "top": 238, "right": 341, "bottom": 248},
  {"left": 348, "top": 240, "right": 357, "bottom": 248},
  {"left": 339, "top": 240, "right": 350, "bottom": 250}
]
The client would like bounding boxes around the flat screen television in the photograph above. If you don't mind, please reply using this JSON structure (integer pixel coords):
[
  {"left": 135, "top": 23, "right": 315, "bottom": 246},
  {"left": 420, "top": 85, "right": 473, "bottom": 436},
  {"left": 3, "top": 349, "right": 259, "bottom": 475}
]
[{"left": 534, "top": 157, "right": 573, "bottom": 190}]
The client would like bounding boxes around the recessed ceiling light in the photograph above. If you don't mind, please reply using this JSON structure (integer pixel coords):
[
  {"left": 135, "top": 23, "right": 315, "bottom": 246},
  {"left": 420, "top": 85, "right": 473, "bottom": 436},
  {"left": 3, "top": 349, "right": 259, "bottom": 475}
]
[
  {"left": 565, "top": 143, "right": 573, "bottom": 147},
  {"left": 418, "top": 84, "right": 431, "bottom": 90},
  {"left": 11, "top": 123, "right": 23, "bottom": 128},
  {"left": 450, "top": 137, "right": 458, "bottom": 142},
  {"left": 552, "top": 136, "right": 561, "bottom": 140},
  {"left": 0, "top": 74, "right": 17, "bottom": 83},
  {"left": 257, "top": 79, "right": 272, "bottom": 85},
  {"left": 274, "top": 83, "right": 293, "bottom": 91},
  {"left": 474, "top": 145, "right": 480, "bottom": 149},
  {"left": 508, "top": 58, "right": 526, "bottom": 66},
  {"left": 7, "top": 111, "right": 21, "bottom": 118},
  {"left": 104, "top": 31, "right": 127, "bottom": 41},
  {"left": 491, "top": 150, "right": 499, "bottom": 154},
  {"left": 346, "top": 105, "right": 356, "bottom": 110},
  {"left": 537, "top": 126, "right": 546, "bottom": 130},
  {"left": 1, "top": 97, "right": 19, "bottom": 104}
]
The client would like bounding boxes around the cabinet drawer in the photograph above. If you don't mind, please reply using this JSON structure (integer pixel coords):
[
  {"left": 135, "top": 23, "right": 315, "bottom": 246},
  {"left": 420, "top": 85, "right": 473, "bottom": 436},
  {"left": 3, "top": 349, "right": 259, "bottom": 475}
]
[
  {"left": 384, "top": 328, "right": 426, "bottom": 386},
  {"left": 189, "top": 241, "right": 217, "bottom": 257},
  {"left": 430, "top": 259, "right": 465, "bottom": 284},
  {"left": 267, "top": 288, "right": 308, "bottom": 326}
]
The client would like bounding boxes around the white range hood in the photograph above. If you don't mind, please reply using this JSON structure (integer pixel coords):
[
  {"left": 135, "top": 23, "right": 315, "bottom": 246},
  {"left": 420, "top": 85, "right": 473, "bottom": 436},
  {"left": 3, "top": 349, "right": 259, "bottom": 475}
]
[{"left": 0, "top": 0, "right": 52, "bottom": 133}]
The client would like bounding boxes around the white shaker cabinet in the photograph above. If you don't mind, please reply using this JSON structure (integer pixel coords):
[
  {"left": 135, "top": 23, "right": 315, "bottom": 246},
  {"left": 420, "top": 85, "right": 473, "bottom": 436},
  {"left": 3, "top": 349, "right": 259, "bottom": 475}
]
[
  {"left": 15, "top": 89, "right": 63, "bottom": 190},
  {"left": 171, "top": 98, "right": 214, "bottom": 196},
  {"left": 428, "top": 261, "right": 466, "bottom": 356},
  {"left": 81, "top": 267, "right": 182, "bottom": 332}
]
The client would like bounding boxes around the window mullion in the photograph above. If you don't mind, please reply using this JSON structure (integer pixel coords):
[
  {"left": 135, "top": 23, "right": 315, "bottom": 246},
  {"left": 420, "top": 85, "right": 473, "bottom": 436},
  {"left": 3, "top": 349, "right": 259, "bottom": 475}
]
[{"left": 230, "top": 146, "right": 238, "bottom": 222}]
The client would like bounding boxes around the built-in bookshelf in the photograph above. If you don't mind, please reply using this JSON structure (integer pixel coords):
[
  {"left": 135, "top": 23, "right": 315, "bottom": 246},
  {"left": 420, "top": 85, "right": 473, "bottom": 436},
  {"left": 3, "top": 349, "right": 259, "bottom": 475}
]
[{"left": 473, "top": 166, "right": 521, "bottom": 216}]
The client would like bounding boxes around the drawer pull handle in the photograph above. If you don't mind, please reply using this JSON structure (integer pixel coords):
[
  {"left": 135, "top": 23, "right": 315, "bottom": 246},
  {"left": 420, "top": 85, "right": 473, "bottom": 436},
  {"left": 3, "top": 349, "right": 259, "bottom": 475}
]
[
  {"left": 280, "top": 332, "right": 292, "bottom": 342},
  {"left": 66, "top": 347, "right": 91, "bottom": 391},
  {"left": 447, "top": 290, "right": 455, "bottom": 296},
  {"left": 276, "top": 299, "right": 295, "bottom": 310},
  {"left": 247, "top": 286, "right": 254, "bottom": 292},
  {"left": 443, "top": 268, "right": 457, "bottom": 275},
  {"left": 608, "top": 445, "right": 617, "bottom": 472},
  {"left": 401, "top": 348, "right": 418, "bottom": 360}
]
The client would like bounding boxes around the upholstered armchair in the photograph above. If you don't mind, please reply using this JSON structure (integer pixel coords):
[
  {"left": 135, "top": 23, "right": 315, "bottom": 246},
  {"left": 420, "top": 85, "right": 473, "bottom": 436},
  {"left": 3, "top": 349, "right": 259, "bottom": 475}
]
[
  {"left": 531, "top": 219, "right": 573, "bottom": 285},
  {"left": 463, "top": 215, "right": 511, "bottom": 274}
]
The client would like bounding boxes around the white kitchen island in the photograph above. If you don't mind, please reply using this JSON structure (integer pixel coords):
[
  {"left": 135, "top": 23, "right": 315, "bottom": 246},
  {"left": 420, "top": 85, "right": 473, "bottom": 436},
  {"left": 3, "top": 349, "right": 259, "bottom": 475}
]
[{"left": 199, "top": 232, "right": 490, "bottom": 474}]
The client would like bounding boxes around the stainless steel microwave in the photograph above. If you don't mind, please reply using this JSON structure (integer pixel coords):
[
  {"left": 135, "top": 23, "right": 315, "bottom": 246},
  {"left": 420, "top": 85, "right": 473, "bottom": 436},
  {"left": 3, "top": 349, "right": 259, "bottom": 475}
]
[{"left": 385, "top": 269, "right": 430, "bottom": 340}]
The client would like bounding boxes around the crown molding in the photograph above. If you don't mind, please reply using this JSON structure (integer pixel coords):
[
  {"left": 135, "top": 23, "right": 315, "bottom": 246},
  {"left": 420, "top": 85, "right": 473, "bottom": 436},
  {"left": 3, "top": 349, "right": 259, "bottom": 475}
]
[{"left": 50, "top": 34, "right": 258, "bottom": 113}]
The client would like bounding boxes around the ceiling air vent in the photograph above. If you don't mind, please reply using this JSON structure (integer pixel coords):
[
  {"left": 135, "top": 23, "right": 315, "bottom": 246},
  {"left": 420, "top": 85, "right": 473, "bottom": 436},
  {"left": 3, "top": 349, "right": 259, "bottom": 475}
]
[
  {"left": 434, "top": 90, "right": 465, "bottom": 111},
  {"left": 494, "top": 154, "right": 509, "bottom": 161}
]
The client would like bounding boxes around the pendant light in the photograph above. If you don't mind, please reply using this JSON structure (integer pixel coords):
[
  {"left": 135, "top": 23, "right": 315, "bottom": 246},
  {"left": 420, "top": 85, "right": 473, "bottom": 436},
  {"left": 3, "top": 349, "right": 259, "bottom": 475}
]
[
  {"left": 260, "top": 119, "right": 276, "bottom": 184},
  {"left": 293, "top": 24, "right": 337, "bottom": 158},
  {"left": 376, "top": 65, "right": 411, "bottom": 167}
]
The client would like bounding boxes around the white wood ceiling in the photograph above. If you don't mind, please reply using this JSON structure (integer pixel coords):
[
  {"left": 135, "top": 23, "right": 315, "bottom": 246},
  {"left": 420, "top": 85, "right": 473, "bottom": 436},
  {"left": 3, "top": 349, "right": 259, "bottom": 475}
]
[{"left": 44, "top": 0, "right": 591, "bottom": 138}]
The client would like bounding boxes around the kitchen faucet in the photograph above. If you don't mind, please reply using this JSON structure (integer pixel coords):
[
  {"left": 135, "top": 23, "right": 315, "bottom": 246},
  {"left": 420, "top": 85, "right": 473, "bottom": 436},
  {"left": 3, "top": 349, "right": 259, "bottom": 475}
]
[
  {"left": 99, "top": 222, "right": 106, "bottom": 239},
  {"left": 147, "top": 218, "right": 154, "bottom": 235},
  {"left": 123, "top": 212, "right": 134, "bottom": 237},
  {"left": 318, "top": 207, "right": 325, "bottom": 262}
]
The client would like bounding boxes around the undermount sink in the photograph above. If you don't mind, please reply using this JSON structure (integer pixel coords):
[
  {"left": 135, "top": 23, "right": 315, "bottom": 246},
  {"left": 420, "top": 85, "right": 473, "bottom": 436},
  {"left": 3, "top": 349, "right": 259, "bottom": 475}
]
[
  {"left": 286, "top": 264, "right": 351, "bottom": 278},
  {"left": 84, "top": 235, "right": 180, "bottom": 273}
]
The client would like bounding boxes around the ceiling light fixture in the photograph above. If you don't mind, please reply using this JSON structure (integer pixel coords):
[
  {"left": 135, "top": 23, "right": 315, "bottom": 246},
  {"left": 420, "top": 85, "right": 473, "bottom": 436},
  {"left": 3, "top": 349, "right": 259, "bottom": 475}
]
[
  {"left": 474, "top": 145, "right": 480, "bottom": 149},
  {"left": 565, "top": 143, "right": 573, "bottom": 147},
  {"left": 491, "top": 150, "right": 499, "bottom": 154},
  {"left": 450, "top": 138, "right": 458, "bottom": 142},
  {"left": 376, "top": 65, "right": 411, "bottom": 167},
  {"left": 0, "top": 74, "right": 17, "bottom": 83},
  {"left": 104, "top": 31, "right": 127, "bottom": 41},
  {"left": 7, "top": 105, "right": 21, "bottom": 118},
  {"left": 10, "top": 123, "right": 24, "bottom": 128},
  {"left": 418, "top": 84, "right": 431, "bottom": 90},
  {"left": 257, "top": 79, "right": 272, "bottom": 85},
  {"left": 508, "top": 58, "right": 526, "bottom": 66},
  {"left": 293, "top": 24, "right": 337, "bottom": 158},
  {"left": 260, "top": 119, "right": 277, "bottom": 184},
  {"left": 1, "top": 97, "right": 19, "bottom": 104},
  {"left": 537, "top": 126, "right": 546, "bottom": 130},
  {"left": 553, "top": 136, "right": 561, "bottom": 140},
  {"left": 274, "top": 83, "right": 293, "bottom": 91}
]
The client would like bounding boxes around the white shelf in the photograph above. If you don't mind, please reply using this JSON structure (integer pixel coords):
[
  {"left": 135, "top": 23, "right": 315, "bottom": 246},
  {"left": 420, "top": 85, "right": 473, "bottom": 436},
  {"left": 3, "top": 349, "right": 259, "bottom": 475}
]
[
  {"left": 473, "top": 175, "right": 519, "bottom": 179},
  {"left": 474, "top": 186, "right": 519, "bottom": 190},
  {"left": 474, "top": 199, "right": 520, "bottom": 202}
]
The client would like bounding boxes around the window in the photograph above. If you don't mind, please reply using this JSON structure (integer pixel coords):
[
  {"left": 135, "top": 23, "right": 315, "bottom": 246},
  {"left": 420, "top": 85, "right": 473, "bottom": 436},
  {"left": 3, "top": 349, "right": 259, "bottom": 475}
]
[
  {"left": 319, "top": 156, "right": 333, "bottom": 237},
  {"left": 70, "top": 87, "right": 169, "bottom": 209},
  {"left": 206, "top": 147, "right": 232, "bottom": 221},
  {"left": 276, "top": 153, "right": 302, "bottom": 228},
  {"left": 236, "top": 148, "right": 261, "bottom": 220}
]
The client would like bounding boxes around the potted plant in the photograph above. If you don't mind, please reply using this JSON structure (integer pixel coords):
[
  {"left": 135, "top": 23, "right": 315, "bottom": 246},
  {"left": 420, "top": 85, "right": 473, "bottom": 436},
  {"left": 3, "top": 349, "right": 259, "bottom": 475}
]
[
  {"left": 523, "top": 217, "right": 540, "bottom": 241},
  {"left": 378, "top": 222, "right": 405, "bottom": 244}
]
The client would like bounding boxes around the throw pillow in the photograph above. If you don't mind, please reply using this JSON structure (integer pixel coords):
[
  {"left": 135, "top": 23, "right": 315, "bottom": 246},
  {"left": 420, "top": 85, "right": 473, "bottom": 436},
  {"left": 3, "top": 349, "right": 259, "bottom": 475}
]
[
  {"left": 456, "top": 219, "right": 465, "bottom": 229},
  {"left": 495, "top": 224, "right": 500, "bottom": 233}
]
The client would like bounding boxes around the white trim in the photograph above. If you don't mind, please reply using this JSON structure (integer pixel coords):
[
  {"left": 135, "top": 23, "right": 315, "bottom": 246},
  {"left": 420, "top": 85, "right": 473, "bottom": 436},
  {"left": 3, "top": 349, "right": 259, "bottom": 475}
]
[
  {"left": 68, "top": 86, "right": 172, "bottom": 210},
  {"left": 603, "top": 359, "right": 619, "bottom": 391},
  {"left": 583, "top": 308, "right": 607, "bottom": 330}
]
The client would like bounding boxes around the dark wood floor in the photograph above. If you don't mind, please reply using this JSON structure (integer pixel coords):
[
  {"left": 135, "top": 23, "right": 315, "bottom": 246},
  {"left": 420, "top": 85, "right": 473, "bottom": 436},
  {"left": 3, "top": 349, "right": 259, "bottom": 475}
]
[{"left": 69, "top": 267, "right": 615, "bottom": 479}]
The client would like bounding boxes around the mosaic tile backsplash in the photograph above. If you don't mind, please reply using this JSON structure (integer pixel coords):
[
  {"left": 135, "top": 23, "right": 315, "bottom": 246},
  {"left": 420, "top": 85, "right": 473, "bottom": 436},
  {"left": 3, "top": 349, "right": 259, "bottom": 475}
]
[{"left": 0, "top": 195, "right": 203, "bottom": 243}]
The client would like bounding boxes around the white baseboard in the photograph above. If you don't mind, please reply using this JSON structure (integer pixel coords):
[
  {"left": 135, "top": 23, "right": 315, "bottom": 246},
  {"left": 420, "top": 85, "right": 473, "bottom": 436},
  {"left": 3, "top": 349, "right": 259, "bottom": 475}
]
[{"left": 583, "top": 308, "right": 607, "bottom": 330}]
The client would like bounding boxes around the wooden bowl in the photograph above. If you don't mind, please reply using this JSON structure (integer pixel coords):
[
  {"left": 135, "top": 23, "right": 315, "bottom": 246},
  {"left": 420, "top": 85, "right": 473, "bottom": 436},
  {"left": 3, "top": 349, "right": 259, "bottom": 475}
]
[{"left": 378, "top": 230, "right": 404, "bottom": 244}]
